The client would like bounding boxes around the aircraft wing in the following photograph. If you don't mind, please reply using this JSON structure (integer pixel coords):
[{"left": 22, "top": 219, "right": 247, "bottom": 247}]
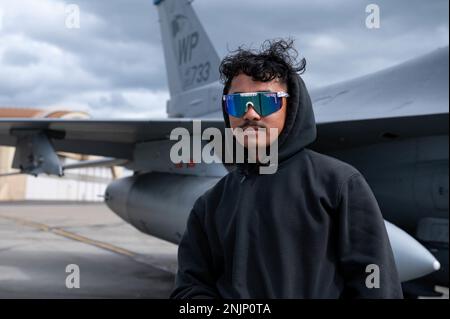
[
  {"left": 309, "top": 47, "right": 448, "bottom": 123},
  {"left": 0, "top": 118, "right": 225, "bottom": 176},
  {"left": 0, "top": 118, "right": 224, "bottom": 160},
  {"left": 311, "top": 112, "right": 448, "bottom": 152},
  {"left": 0, "top": 113, "right": 447, "bottom": 161},
  {"left": 309, "top": 46, "right": 449, "bottom": 151}
]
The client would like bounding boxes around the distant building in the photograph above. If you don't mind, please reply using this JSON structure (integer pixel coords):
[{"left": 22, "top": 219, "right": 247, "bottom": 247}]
[{"left": 0, "top": 107, "right": 124, "bottom": 201}]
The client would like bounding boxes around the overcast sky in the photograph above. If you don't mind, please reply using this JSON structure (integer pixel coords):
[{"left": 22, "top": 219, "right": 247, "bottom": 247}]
[{"left": 0, "top": 0, "right": 448, "bottom": 118}]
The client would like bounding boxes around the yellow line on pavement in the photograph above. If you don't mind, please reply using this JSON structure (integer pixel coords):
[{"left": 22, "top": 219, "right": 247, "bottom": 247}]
[{"left": 0, "top": 214, "right": 135, "bottom": 258}]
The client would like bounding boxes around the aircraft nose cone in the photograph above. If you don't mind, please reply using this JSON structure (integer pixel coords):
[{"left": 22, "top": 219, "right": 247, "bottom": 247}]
[{"left": 385, "top": 221, "right": 440, "bottom": 282}]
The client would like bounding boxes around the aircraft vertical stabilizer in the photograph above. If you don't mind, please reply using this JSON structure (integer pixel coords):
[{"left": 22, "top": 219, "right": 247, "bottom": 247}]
[{"left": 154, "top": 0, "right": 221, "bottom": 96}]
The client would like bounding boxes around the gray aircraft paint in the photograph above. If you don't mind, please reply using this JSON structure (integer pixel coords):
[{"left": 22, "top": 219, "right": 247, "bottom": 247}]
[
  {"left": 156, "top": 0, "right": 222, "bottom": 118},
  {"left": 104, "top": 172, "right": 441, "bottom": 282}
]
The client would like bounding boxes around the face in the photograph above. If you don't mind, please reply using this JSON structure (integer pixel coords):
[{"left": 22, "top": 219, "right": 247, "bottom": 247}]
[{"left": 227, "top": 73, "right": 288, "bottom": 150}]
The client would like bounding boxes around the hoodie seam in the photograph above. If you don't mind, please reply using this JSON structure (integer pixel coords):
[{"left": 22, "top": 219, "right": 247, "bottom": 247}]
[{"left": 335, "top": 172, "right": 362, "bottom": 208}]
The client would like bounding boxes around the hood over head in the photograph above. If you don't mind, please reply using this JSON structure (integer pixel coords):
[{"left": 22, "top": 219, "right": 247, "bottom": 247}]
[{"left": 221, "top": 72, "right": 317, "bottom": 176}]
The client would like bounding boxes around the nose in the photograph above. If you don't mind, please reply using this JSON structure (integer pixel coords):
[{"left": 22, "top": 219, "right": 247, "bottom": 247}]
[{"left": 243, "top": 102, "right": 261, "bottom": 121}]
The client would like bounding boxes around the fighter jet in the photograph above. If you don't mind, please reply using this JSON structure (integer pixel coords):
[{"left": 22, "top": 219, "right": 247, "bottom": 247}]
[{"left": 0, "top": 0, "right": 447, "bottom": 297}]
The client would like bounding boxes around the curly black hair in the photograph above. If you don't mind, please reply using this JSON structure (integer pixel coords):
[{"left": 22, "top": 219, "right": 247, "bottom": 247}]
[{"left": 219, "top": 38, "right": 306, "bottom": 94}]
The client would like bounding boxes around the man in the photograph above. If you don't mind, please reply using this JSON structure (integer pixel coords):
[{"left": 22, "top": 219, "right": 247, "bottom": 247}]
[{"left": 170, "top": 39, "right": 403, "bottom": 299}]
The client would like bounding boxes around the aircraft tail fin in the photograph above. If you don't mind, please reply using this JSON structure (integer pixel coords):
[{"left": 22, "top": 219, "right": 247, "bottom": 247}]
[{"left": 154, "top": 0, "right": 221, "bottom": 96}]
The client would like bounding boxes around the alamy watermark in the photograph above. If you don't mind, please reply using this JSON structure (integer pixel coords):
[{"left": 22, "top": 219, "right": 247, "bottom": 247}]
[
  {"left": 365, "top": 264, "right": 380, "bottom": 288},
  {"left": 366, "top": 4, "right": 381, "bottom": 29},
  {"left": 65, "top": 4, "right": 80, "bottom": 29},
  {"left": 65, "top": 264, "right": 80, "bottom": 289},
  {"left": 170, "top": 121, "right": 279, "bottom": 174}
]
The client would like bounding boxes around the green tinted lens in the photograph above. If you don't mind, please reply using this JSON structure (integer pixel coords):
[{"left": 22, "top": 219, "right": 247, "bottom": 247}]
[
  {"left": 260, "top": 93, "right": 283, "bottom": 116},
  {"left": 234, "top": 93, "right": 260, "bottom": 117}
]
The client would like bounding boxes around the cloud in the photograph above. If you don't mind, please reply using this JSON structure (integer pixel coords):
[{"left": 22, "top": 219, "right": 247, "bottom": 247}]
[
  {"left": 2, "top": 48, "right": 40, "bottom": 66},
  {"left": 0, "top": 0, "right": 448, "bottom": 118},
  {"left": 0, "top": 33, "right": 103, "bottom": 103},
  {"left": 307, "top": 35, "right": 346, "bottom": 52},
  {"left": 48, "top": 89, "right": 169, "bottom": 119}
]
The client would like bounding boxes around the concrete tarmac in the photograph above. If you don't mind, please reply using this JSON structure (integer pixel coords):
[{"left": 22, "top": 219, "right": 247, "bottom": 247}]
[
  {"left": 0, "top": 201, "right": 178, "bottom": 299},
  {"left": 2, "top": 201, "right": 447, "bottom": 299}
]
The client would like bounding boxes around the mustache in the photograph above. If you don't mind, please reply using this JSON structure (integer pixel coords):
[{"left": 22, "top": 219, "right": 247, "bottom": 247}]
[{"left": 238, "top": 121, "right": 267, "bottom": 130}]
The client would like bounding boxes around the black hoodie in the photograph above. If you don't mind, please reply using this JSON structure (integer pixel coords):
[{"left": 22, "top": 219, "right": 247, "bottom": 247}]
[{"left": 170, "top": 72, "right": 403, "bottom": 299}]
